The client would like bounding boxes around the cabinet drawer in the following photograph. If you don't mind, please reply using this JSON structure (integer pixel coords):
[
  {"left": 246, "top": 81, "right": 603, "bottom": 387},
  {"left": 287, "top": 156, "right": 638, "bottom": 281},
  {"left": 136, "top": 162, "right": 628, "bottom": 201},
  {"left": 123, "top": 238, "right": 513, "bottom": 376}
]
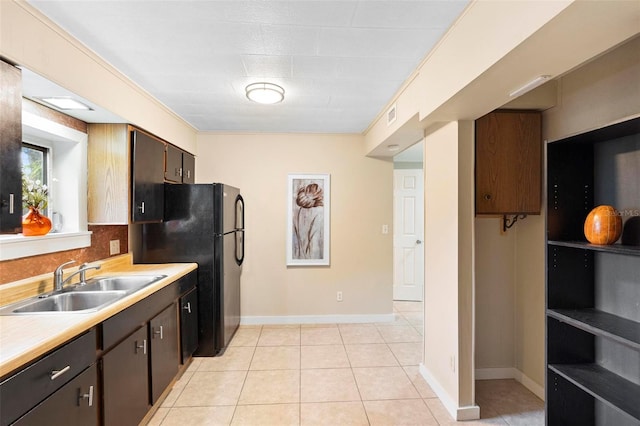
[
  {"left": 13, "top": 364, "right": 98, "bottom": 426},
  {"left": 0, "top": 329, "right": 96, "bottom": 426},
  {"left": 102, "top": 279, "right": 180, "bottom": 351}
]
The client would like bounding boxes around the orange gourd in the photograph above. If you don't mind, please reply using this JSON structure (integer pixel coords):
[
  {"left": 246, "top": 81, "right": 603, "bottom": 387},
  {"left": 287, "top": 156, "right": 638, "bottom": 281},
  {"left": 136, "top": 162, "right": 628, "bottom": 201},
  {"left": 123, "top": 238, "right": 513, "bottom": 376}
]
[{"left": 584, "top": 205, "right": 622, "bottom": 245}]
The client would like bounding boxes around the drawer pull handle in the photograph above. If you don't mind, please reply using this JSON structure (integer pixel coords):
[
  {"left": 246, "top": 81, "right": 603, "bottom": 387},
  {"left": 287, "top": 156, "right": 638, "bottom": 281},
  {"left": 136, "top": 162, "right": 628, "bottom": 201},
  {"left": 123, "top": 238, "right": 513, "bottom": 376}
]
[
  {"left": 183, "top": 302, "right": 191, "bottom": 314},
  {"left": 153, "top": 325, "right": 164, "bottom": 340},
  {"left": 79, "top": 385, "right": 94, "bottom": 407},
  {"left": 50, "top": 365, "right": 71, "bottom": 380},
  {"left": 9, "top": 194, "right": 14, "bottom": 214},
  {"left": 135, "top": 339, "right": 147, "bottom": 355}
]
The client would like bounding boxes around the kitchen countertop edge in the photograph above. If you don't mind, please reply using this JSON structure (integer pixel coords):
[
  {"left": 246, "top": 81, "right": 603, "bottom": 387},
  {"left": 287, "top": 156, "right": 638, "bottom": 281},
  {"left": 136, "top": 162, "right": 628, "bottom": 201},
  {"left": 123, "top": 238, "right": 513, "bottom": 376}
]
[{"left": 0, "top": 262, "right": 197, "bottom": 378}]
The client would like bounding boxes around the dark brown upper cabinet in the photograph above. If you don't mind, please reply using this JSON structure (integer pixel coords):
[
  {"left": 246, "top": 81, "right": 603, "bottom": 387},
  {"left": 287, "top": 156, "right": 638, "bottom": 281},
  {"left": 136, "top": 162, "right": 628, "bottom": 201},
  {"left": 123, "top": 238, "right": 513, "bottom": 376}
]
[
  {"left": 165, "top": 144, "right": 195, "bottom": 184},
  {"left": 0, "top": 60, "right": 22, "bottom": 233},
  {"left": 131, "top": 129, "right": 165, "bottom": 222},
  {"left": 475, "top": 110, "right": 542, "bottom": 215}
]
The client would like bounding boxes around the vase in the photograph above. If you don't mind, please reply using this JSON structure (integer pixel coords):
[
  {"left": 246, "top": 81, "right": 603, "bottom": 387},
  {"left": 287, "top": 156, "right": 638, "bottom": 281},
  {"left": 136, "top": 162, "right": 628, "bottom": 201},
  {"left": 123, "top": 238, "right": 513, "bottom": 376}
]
[
  {"left": 22, "top": 207, "right": 52, "bottom": 236},
  {"left": 583, "top": 205, "right": 622, "bottom": 245}
]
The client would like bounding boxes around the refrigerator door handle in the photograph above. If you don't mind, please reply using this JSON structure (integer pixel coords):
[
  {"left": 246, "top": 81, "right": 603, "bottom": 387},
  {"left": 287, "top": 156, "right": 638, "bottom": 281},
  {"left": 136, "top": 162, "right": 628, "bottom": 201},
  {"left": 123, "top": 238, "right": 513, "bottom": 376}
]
[
  {"left": 235, "top": 194, "right": 244, "bottom": 230},
  {"left": 235, "top": 230, "right": 245, "bottom": 266}
]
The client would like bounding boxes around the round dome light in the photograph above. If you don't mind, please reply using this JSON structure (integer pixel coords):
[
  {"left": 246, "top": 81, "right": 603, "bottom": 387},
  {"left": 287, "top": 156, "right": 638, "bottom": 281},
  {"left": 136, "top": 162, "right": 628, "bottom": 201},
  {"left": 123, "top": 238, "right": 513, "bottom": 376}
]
[{"left": 245, "top": 82, "right": 285, "bottom": 104}]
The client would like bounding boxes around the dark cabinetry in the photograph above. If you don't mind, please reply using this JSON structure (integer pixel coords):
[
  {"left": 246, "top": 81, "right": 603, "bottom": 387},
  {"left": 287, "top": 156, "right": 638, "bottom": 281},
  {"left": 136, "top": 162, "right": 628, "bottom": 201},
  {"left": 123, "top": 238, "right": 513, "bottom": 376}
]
[
  {"left": 546, "top": 118, "right": 640, "bottom": 425},
  {"left": 14, "top": 365, "right": 98, "bottom": 426},
  {"left": 131, "top": 129, "right": 165, "bottom": 222},
  {"left": 0, "top": 329, "right": 97, "bottom": 426},
  {"left": 101, "top": 270, "right": 197, "bottom": 424},
  {"left": 165, "top": 144, "right": 195, "bottom": 184},
  {"left": 0, "top": 60, "right": 22, "bottom": 233},
  {"left": 475, "top": 110, "right": 542, "bottom": 215},
  {"left": 149, "top": 302, "right": 179, "bottom": 404},
  {"left": 102, "top": 327, "right": 149, "bottom": 426},
  {"left": 180, "top": 287, "right": 199, "bottom": 362},
  {"left": 88, "top": 124, "right": 196, "bottom": 224}
]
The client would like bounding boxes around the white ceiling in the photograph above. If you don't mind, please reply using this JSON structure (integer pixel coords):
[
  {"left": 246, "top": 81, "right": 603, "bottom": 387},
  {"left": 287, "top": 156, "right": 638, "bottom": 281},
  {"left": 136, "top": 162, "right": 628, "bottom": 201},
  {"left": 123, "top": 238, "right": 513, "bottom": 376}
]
[{"left": 25, "top": 0, "right": 470, "bottom": 133}]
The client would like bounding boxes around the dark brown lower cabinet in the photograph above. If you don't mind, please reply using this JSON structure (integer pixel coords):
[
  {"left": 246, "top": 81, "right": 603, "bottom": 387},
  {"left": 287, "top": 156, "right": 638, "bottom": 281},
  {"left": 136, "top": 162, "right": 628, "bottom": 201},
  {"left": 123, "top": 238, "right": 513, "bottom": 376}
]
[
  {"left": 102, "top": 327, "right": 149, "bottom": 426},
  {"left": 13, "top": 364, "right": 98, "bottom": 426},
  {"left": 150, "top": 303, "right": 179, "bottom": 404},
  {"left": 180, "top": 287, "right": 199, "bottom": 363}
]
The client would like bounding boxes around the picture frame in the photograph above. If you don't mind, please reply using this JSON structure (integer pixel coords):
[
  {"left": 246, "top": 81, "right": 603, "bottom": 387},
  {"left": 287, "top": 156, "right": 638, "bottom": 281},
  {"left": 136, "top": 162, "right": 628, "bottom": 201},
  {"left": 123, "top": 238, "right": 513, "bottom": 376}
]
[{"left": 286, "top": 173, "right": 330, "bottom": 266}]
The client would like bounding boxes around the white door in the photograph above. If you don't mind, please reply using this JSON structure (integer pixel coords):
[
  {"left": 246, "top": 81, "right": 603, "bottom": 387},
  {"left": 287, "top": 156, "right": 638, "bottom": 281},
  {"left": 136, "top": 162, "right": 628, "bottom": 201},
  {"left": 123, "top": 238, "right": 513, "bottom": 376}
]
[{"left": 393, "top": 169, "right": 424, "bottom": 301}]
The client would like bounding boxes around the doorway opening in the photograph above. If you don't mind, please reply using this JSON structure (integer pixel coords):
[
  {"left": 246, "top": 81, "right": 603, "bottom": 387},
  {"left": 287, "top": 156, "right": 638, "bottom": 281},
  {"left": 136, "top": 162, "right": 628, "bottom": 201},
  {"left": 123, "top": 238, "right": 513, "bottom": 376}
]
[{"left": 392, "top": 141, "right": 424, "bottom": 302}]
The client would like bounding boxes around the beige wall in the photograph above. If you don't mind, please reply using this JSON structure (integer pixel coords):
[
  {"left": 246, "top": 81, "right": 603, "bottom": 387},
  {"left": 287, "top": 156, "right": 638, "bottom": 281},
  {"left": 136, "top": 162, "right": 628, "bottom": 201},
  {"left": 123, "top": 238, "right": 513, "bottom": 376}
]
[
  {"left": 423, "top": 121, "right": 477, "bottom": 418},
  {"left": 474, "top": 219, "right": 516, "bottom": 369},
  {"left": 474, "top": 35, "right": 640, "bottom": 394},
  {"left": 513, "top": 34, "right": 640, "bottom": 388},
  {"left": 196, "top": 133, "right": 393, "bottom": 319}
]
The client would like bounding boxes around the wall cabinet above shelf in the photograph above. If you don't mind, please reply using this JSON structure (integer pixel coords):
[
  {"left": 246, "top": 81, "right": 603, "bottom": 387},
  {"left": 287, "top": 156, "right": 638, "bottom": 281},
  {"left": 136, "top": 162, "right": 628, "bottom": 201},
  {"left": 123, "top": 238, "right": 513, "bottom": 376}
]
[{"left": 475, "top": 110, "right": 542, "bottom": 215}]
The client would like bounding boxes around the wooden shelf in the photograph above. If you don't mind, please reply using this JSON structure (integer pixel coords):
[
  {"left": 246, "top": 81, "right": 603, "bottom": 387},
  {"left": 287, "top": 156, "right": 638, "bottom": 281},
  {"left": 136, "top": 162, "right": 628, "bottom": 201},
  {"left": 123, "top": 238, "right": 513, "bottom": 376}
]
[
  {"left": 548, "top": 240, "right": 640, "bottom": 256},
  {"left": 548, "top": 308, "right": 640, "bottom": 351},
  {"left": 549, "top": 364, "right": 640, "bottom": 422}
]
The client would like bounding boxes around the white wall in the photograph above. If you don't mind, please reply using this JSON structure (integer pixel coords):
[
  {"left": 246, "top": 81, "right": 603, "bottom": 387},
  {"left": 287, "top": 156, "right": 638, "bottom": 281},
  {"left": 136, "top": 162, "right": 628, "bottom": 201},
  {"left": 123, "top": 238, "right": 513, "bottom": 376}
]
[
  {"left": 0, "top": 1, "right": 197, "bottom": 152},
  {"left": 196, "top": 133, "right": 394, "bottom": 322}
]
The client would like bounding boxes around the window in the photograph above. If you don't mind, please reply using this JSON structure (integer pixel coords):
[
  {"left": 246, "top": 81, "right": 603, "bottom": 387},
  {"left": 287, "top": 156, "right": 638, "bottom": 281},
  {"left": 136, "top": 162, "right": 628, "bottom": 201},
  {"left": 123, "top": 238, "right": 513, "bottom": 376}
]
[
  {"left": 0, "top": 107, "right": 90, "bottom": 261},
  {"left": 21, "top": 143, "right": 49, "bottom": 215}
]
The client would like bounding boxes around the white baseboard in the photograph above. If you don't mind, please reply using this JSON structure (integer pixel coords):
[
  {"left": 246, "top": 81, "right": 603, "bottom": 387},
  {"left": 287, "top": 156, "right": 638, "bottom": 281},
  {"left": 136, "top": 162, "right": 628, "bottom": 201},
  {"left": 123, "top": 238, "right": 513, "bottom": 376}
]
[
  {"left": 240, "top": 313, "right": 395, "bottom": 325},
  {"left": 475, "top": 367, "right": 545, "bottom": 401},
  {"left": 419, "top": 364, "right": 481, "bottom": 421}
]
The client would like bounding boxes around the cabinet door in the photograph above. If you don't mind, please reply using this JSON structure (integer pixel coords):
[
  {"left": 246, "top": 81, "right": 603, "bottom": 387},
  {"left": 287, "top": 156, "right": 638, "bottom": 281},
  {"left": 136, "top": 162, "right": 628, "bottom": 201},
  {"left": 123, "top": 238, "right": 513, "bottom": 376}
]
[
  {"left": 87, "top": 124, "right": 130, "bottom": 224},
  {"left": 180, "top": 287, "right": 199, "bottom": 363},
  {"left": 102, "top": 327, "right": 149, "bottom": 426},
  {"left": 0, "top": 60, "right": 22, "bottom": 233},
  {"left": 149, "top": 303, "right": 179, "bottom": 404},
  {"left": 131, "top": 130, "right": 165, "bottom": 222},
  {"left": 13, "top": 364, "right": 98, "bottom": 426},
  {"left": 182, "top": 152, "right": 195, "bottom": 184},
  {"left": 165, "top": 144, "right": 183, "bottom": 183},
  {"left": 475, "top": 110, "right": 541, "bottom": 215}
]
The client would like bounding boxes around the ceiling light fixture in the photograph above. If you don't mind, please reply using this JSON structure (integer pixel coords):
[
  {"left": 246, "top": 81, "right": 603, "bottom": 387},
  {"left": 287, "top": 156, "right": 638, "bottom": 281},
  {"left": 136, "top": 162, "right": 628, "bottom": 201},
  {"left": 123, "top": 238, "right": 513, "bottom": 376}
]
[
  {"left": 509, "top": 75, "right": 552, "bottom": 98},
  {"left": 36, "top": 96, "right": 93, "bottom": 110},
  {"left": 387, "top": 144, "right": 400, "bottom": 152},
  {"left": 245, "top": 82, "right": 285, "bottom": 104}
]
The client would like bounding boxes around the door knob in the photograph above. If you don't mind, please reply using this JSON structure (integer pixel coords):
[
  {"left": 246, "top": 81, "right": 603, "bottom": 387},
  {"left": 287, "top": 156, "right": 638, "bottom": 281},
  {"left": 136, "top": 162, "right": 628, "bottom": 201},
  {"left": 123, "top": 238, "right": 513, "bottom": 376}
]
[{"left": 416, "top": 240, "right": 423, "bottom": 244}]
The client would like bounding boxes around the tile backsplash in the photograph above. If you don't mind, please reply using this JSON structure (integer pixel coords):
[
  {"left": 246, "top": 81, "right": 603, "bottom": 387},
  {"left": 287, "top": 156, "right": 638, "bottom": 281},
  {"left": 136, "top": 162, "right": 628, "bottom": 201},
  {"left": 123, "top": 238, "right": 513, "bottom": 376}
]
[{"left": 0, "top": 225, "right": 128, "bottom": 284}]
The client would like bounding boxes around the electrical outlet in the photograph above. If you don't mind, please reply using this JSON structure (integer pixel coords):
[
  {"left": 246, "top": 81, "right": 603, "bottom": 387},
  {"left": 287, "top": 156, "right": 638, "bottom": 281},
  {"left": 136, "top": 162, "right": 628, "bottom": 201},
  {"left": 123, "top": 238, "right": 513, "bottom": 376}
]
[
  {"left": 337, "top": 291, "right": 343, "bottom": 302},
  {"left": 382, "top": 224, "right": 389, "bottom": 234},
  {"left": 109, "top": 239, "right": 120, "bottom": 255}
]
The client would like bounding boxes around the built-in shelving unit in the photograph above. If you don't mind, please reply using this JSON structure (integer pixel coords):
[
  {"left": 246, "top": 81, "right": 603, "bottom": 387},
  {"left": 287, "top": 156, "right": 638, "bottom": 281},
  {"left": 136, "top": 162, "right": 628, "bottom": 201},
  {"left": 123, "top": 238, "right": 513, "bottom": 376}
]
[{"left": 546, "top": 117, "right": 640, "bottom": 426}]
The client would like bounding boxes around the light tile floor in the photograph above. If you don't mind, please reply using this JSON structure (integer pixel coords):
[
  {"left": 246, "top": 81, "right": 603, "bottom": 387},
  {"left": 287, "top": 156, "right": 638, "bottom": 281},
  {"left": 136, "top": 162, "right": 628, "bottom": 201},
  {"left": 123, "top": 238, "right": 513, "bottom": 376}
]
[{"left": 147, "top": 302, "right": 544, "bottom": 425}]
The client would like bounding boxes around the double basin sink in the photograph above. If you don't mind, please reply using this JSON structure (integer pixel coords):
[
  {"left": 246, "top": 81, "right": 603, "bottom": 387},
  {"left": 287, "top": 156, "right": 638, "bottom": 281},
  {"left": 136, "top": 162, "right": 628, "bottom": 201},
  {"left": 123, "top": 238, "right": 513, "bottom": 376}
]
[{"left": 0, "top": 275, "right": 167, "bottom": 315}]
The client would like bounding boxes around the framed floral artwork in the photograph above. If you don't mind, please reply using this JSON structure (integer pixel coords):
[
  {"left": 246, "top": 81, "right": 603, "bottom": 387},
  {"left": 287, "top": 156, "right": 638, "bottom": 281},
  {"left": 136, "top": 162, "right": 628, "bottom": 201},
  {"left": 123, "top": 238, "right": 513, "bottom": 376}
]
[{"left": 286, "top": 173, "right": 330, "bottom": 266}]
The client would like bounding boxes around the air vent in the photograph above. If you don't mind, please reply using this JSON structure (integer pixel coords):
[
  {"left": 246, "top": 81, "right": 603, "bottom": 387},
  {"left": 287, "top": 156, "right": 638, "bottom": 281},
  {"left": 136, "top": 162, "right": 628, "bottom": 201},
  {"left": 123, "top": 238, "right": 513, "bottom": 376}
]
[{"left": 387, "top": 103, "right": 397, "bottom": 126}]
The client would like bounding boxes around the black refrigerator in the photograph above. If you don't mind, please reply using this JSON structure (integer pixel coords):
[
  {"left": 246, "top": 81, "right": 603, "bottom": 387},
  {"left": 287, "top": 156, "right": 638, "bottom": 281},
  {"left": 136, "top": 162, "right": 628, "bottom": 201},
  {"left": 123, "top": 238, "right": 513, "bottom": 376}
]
[{"left": 132, "top": 183, "right": 244, "bottom": 356}]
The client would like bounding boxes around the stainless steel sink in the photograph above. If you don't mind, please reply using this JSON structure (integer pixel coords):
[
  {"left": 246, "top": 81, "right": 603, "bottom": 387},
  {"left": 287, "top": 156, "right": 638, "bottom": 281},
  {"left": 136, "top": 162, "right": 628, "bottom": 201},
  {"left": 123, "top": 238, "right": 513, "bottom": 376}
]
[
  {"left": 8, "top": 291, "right": 125, "bottom": 314},
  {"left": 72, "top": 275, "right": 167, "bottom": 292},
  {"left": 0, "top": 274, "right": 167, "bottom": 315}
]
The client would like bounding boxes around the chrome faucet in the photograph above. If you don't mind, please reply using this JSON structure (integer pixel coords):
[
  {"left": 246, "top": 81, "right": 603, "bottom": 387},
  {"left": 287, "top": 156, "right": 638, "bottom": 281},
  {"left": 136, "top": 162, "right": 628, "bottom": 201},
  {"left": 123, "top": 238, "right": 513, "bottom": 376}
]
[{"left": 53, "top": 260, "right": 101, "bottom": 291}]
